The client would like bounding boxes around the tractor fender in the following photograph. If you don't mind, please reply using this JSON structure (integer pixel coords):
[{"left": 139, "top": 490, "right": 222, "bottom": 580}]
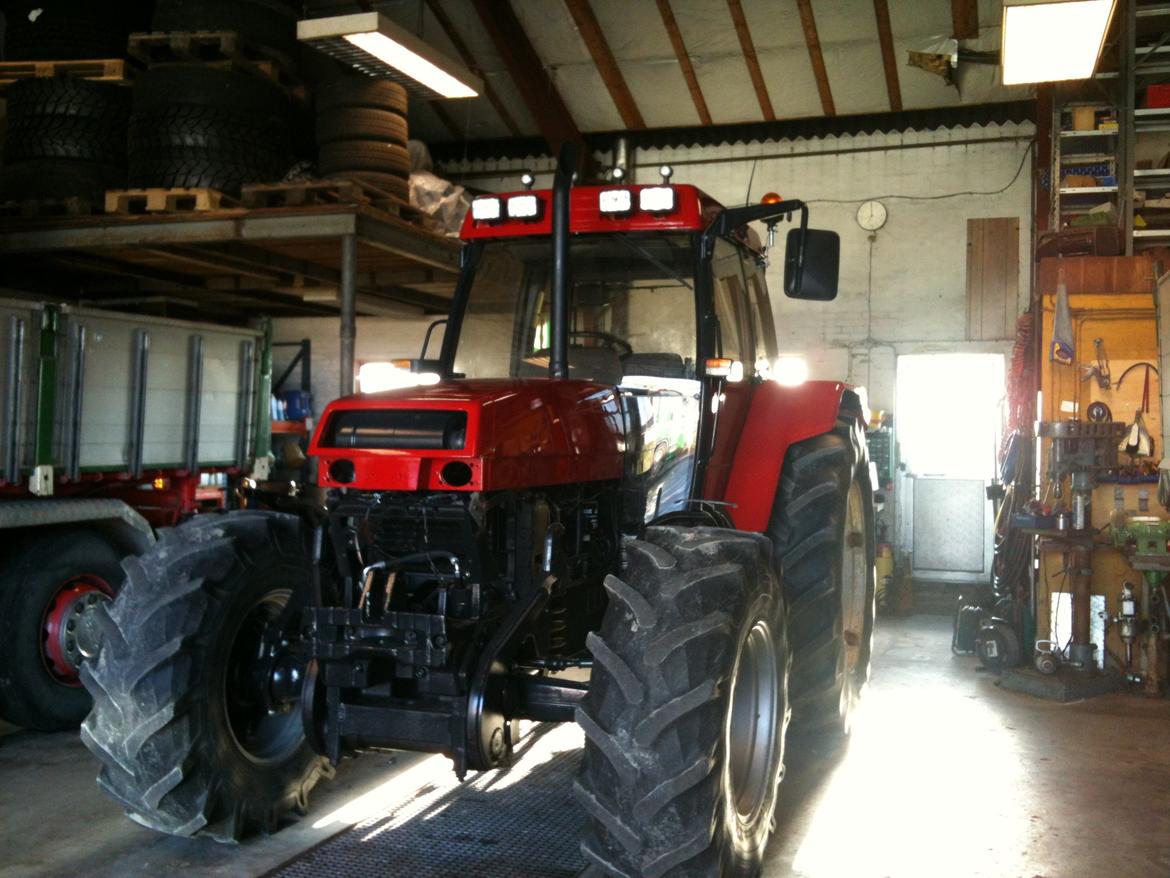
[{"left": 721, "top": 380, "right": 868, "bottom": 532}]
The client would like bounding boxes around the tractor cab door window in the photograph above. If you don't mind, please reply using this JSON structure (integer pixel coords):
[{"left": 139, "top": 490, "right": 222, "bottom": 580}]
[
  {"left": 740, "top": 248, "right": 777, "bottom": 371},
  {"left": 711, "top": 238, "right": 755, "bottom": 368}
]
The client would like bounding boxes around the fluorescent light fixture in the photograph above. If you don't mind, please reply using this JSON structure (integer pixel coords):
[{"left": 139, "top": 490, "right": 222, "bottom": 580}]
[
  {"left": 599, "top": 189, "right": 632, "bottom": 214},
  {"left": 298, "top": 12, "right": 482, "bottom": 100},
  {"left": 471, "top": 197, "right": 501, "bottom": 222},
  {"left": 507, "top": 194, "right": 540, "bottom": 219},
  {"left": 1001, "top": 0, "right": 1116, "bottom": 85},
  {"left": 639, "top": 186, "right": 676, "bottom": 213}
]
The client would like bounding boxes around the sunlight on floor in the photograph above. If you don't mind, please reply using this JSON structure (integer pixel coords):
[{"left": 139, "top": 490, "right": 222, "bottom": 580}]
[
  {"left": 790, "top": 682, "right": 1033, "bottom": 878},
  {"left": 311, "top": 754, "right": 450, "bottom": 831}
]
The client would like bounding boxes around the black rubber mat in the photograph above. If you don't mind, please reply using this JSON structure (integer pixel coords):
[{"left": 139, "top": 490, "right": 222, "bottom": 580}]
[{"left": 274, "top": 724, "right": 587, "bottom": 878}]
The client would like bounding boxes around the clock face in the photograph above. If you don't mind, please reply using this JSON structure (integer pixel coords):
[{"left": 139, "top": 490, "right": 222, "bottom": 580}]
[{"left": 856, "top": 200, "right": 887, "bottom": 231}]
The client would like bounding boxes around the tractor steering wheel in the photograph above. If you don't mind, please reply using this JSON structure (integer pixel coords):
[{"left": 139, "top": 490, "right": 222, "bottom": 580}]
[{"left": 568, "top": 330, "right": 633, "bottom": 358}]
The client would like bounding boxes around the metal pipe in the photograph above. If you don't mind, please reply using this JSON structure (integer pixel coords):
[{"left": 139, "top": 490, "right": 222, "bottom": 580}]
[
  {"left": 4, "top": 315, "right": 24, "bottom": 483},
  {"left": 613, "top": 134, "right": 630, "bottom": 177},
  {"left": 1068, "top": 543, "right": 1095, "bottom": 670},
  {"left": 340, "top": 233, "right": 357, "bottom": 396},
  {"left": 66, "top": 323, "right": 86, "bottom": 481},
  {"left": 550, "top": 142, "right": 577, "bottom": 380},
  {"left": 128, "top": 329, "right": 150, "bottom": 479},
  {"left": 235, "top": 339, "right": 255, "bottom": 471},
  {"left": 185, "top": 335, "right": 204, "bottom": 474}
]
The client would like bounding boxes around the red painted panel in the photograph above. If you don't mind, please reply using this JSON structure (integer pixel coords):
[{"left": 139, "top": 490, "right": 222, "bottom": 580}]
[
  {"left": 310, "top": 379, "right": 624, "bottom": 493},
  {"left": 460, "top": 184, "right": 721, "bottom": 240},
  {"left": 717, "top": 380, "right": 863, "bottom": 532}
]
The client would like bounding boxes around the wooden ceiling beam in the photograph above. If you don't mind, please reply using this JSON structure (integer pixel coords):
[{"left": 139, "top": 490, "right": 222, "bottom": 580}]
[
  {"left": 951, "top": 0, "right": 979, "bottom": 39},
  {"left": 470, "top": 0, "right": 587, "bottom": 161},
  {"left": 423, "top": 0, "right": 521, "bottom": 137},
  {"left": 563, "top": 0, "right": 645, "bottom": 130},
  {"left": 872, "top": 0, "right": 902, "bottom": 112},
  {"left": 655, "top": 0, "right": 711, "bottom": 125},
  {"left": 794, "top": 0, "right": 836, "bottom": 117},
  {"left": 726, "top": 0, "right": 775, "bottom": 121}
]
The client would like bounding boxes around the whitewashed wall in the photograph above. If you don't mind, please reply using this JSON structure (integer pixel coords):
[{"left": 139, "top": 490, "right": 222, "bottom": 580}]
[{"left": 276, "top": 121, "right": 1035, "bottom": 417}]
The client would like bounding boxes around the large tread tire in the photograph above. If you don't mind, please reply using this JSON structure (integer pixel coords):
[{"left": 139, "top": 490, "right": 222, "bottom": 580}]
[
  {"left": 316, "top": 107, "right": 409, "bottom": 146},
  {"left": 4, "top": 118, "right": 128, "bottom": 165},
  {"left": 128, "top": 149, "right": 288, "bottom": 193},
  {"left": 318, "top": 140, "right": 411, "bottom": 177},
  {"left": 132, "top": 66, "right": 292, "bottom": 124},
  {"left": 129, "top": 105, "right": 286, "bottom": 155},
  {"left": 315, "top": 77, "right": 409, "bottom": 116},
  {"left": 80, "top": 511, "right": 330, "bottom": 841},
  {"left": 768, "top": 416, "right": 876, "bottom": 738},
  {"left": 0, "top": 530, "right": 126, "bottom": 731},
  {"left": 576, "top": 526, "right": 790, "bottom": 878},
  {"left": 0, "top": 158, "right": 125, "bottom": 205},
  {"left": 6, "top": 78, "right": 132, "bottom": 125}
]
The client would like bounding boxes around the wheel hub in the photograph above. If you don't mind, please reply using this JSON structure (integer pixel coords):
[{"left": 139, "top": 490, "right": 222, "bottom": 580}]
[
  {"left": 725, "top": 619, "right": 780, "bottom": 825},
  {"left": 42, "top": 577, "right": 113, "bottom": 685}
]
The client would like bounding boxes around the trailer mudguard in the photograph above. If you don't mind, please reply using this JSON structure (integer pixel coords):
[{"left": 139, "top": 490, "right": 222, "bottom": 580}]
[
  {"left": 720, "top": 380, "right": 867, "bottom": 532},
  {"left": 0, "top": 498, "right": 155, "bottom": 556}
]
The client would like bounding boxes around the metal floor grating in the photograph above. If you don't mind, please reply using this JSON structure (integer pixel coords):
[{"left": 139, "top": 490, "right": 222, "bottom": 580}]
[{"left": 274, "top": 724, "right": 587, "bottom": 878}]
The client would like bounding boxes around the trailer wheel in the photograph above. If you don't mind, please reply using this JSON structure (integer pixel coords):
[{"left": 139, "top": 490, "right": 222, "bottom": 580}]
[
  {"left": 81, "top": 512, "right": 330, "bottom": 840},
  {"left": 576, "top": 526, "right": 790, "bottom": 878},
  {"left": 769, "top": 417, "right": 875, "bottom": 738},
  {"left": 0, "top": 531, "right": 124, "bottom": 731}
]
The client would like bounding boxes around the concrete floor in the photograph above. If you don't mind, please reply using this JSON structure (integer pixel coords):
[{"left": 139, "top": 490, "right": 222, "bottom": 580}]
[{"left": 2, "top": 613, "right": 1168, "bottom": 877}]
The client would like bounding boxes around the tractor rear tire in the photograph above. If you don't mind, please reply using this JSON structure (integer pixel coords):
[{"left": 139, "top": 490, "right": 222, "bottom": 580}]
[
  {"left": 768, "top": 417, "right": 875, "bottom": 738},
  {"left": 0, "top": 531, "right": 124, "bottom": 731},
  {"left": 80, "top": 511, "right": 330, "bottom": 841},
  {"left": 576, "top": 526, "right": 790, "bottom": 878}
]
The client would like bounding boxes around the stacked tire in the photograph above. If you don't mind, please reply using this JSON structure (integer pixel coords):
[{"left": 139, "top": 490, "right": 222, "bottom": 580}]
[
  {"left": 315, "top": 78, "right": 411, "bottom": 201},
  {"left": 0, "top": 79, "right": 131, "bottom": 206},
  {"left": 128, "top": 66, "right": 293, "bottom": 194}
]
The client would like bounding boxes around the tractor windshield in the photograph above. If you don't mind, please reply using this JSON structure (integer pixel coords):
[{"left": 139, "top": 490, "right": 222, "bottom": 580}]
[{"left": 452, "top": 234, "right": 696, "bottom": 382}]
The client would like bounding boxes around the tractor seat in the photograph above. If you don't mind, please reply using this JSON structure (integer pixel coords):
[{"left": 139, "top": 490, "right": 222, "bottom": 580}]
[
  {"left": 516, "top": 346, "right": 624, "bottom": 385},
  {"left": 622, "top": 352, "right": 686, "bottom": 379}
]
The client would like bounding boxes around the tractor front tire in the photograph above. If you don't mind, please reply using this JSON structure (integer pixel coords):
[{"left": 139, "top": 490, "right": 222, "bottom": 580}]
[
  {"left": 769, "top": 417, "right": 876, "bottom": 738},
  {"left": 81, "top": 511, "right": 330, "bottom": 841},
  {"left": 576, "top": 526, "right": 790, "bottom": 878}
]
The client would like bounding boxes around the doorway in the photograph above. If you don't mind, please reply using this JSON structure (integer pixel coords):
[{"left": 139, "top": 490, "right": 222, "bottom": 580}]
[{"left": 895, "top": 352, "right": 1005, "bottom": 583}]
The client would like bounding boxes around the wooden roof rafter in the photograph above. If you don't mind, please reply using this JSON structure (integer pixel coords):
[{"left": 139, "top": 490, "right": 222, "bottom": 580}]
[
  {"left": 470, "top": 0, "right": 588, "bottom": 165},
  {"left": 951, "top": 0, "right": 979, "bottom": 39},
  {"left": 726, "top": 0, "right": 775, "bottom": 121},
  {"left": 655, "top": 0, "right": 712, "bottom": 125},
  {"left": 423, "top": 0, "right": 522, "bottom": 137},
  {"left": 872, "top": 0, "right": 902, "bottom": 112},
  {"left": 795, "top": 0, "right": 836, "bottom": 117},
  {"left": 563, "top": 0, "right": 645, "bottom": 130}
]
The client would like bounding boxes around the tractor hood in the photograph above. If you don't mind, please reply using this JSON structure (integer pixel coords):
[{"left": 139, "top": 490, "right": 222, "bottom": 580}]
[{"left": 309, "top": 379, "right": 625, "bottom": 492}]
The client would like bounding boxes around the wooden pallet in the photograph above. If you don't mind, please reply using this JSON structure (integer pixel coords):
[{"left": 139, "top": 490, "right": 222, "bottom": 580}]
[
  {"left": 127, "top": 31, "right": 304, "bottom": 100},
  {"left": 104, "top": 187, "right": 237, "bottom": 215},
  {"left": 0, "top": 58, "right": 133, "bottom": 88},
  {"left": 240, "top": 178, "right": 368, "bottom": 209},
  {"left": 0, "top": 197, "right": 94, "bottom": 218},
  {"left": 331, "top": 176, "right": 424, "bottom": 221}
]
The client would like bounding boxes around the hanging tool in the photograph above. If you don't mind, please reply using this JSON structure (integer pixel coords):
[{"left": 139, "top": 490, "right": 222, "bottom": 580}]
[
  {"left": 1120, "top": 365, "right": 1155, "bottom": 459},
  {"left": 1080, "top": 337, "right": 1112, "bottom": 389}
]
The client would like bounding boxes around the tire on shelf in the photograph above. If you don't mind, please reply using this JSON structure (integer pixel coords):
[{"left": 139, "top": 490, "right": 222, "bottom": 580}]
[
  {"left": 129, "top": 106, "right": 284, "bottom": 156},
  {"left": 0, "top": 158, "right": 125, "bottom": 205},
  {"left": 318, "top": 140, "right": 411, "bottom": 177},
  {"left": 4, "top": 117, "right": 128, "bottom": 166},
  {"left": 6, "top": 78, "right": 133, "bottom": 126},
  {"left": 315, "top": 77, "right": 409, "bottom": 116},
  {"left": 0, "top": 530, "right": 127, "bottom": 731},
  {"left": 132, "top": 65, "right": 292, "bottom": 127},
  {"left": 316, "top": 107, "right": 409, "bottom": 147},
  {"left": 128, "top": 149, "right": 287, "bottom": 193},
  {"left": 768, "top": 415, "right": 876, "bottom": 739},
  {"left": 81, "top": 511, "right": 331, "bottom": 841},
  {"left": 575, "top": 526, "right": 790, "bottom": 878}
]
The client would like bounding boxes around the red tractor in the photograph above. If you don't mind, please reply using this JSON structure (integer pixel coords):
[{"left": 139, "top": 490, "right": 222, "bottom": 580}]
[{"left": 81, "top": 147, "right": 874, "bottom": 878}]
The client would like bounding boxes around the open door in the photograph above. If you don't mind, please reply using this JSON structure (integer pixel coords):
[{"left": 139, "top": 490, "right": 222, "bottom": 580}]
[{"left": 896, "top": 353, "right": 1005, "bottom": 583}]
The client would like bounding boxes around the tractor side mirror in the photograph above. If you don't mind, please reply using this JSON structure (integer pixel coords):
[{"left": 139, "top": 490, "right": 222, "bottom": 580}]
[{"left": 784, "top": 228, "right": 839, "bottom": 301}]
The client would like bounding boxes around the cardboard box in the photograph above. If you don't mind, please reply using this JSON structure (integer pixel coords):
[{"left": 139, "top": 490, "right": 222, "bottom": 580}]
[
  {"left": 1072, "top": 107, "right": 1096, "bottom": 130},
  {"left": 1063, "top": 174, "right": 1098, "bottom": 188}
]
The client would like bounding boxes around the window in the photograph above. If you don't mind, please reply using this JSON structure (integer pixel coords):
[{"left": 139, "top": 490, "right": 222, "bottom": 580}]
[{"left": 711, "top": 238, "right": 755, "bottom": 363}]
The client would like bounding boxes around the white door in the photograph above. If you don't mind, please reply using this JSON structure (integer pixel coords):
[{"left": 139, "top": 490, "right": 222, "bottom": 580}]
[{"left": 895, "top": 353, "right": 1005, "bottom": 583}]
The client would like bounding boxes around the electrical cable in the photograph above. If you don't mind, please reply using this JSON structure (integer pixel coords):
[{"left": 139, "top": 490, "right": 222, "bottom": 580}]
[{"left": 805, "top": 140, "right": 1035, "bottom": 206}]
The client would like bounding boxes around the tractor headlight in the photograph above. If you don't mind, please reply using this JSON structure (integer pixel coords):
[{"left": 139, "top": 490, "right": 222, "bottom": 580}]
[
  {"left": 599, "top": 189, "right": 632, "bottom": 214},
  {"left": 638, "top": 186, "right": 675, "bottom": 213},
  {"left": 506, "top": 194, "right": 540, "bottom": 219},
  {"left": 471, "top": 197, "right": 502, "bottom": 221}
]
